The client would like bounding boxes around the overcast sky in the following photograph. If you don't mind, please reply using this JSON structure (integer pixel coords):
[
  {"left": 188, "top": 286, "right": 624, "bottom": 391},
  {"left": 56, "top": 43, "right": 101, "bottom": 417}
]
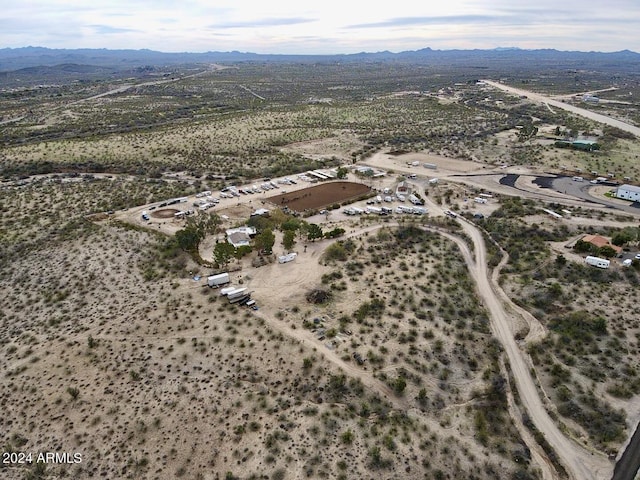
[{"left": 2, "top": 0, "right": 639, "bottom": 54}]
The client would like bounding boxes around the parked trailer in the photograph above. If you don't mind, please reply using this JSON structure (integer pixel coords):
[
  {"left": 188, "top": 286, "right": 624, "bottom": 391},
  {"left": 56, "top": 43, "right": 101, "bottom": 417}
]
[
  {"left": 473, "top": 197, "right": 488, "bottom": 204},
  {"left": 585, "top": 256, "right": 610, "bottom": 269},
  {"left": 220, "top": 286, "right": 236, "bottom": 296},
  {"left": 226, "top": 288, "right": 248, "bottom": 299},
  {"left": 207, "top": 272, "right": 230, "bottom": 287},
  {"left": 229, "top": 294, "right": 251, "bottom": 305},
  {"left": 366, "top": 206, "right": 383, "bottom": 214},
  {"left": 397, "top": 205, "right": 414, "bottom": 214},
  {"left": 412, "top": 207, "right": 427, "bottom": 215}
]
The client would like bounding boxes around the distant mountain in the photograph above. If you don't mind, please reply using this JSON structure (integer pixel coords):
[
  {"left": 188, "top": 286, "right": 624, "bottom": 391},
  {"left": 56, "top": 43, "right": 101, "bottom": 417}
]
[{"left": 1, "top": 46, "right": 639, "bottom": 73}]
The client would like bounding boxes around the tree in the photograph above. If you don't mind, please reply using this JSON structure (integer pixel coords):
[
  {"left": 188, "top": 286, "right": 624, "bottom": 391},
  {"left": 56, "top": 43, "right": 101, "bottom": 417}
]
[
  {"left": 598, "top": 245, "right": 617, "bottom": 258},
  {"left": 283, "top": 230, "right": 296, "bottom": 251},
  {"left": 573, "top": 239, "right": 593, "bottom": 254},
  {"left": 213, "top": 242, "right": 236, "bottom": 268},
  {"left": 254, "top": 228, "right": 275, "bottom": 254},
  {"left": 175, "top": 213, "right": 220, "bottom": 252},
  {"left": 612, "top": 228, "right": 637, "bottom": 246},
  {"left": 306, "top": 223, "right": 323, "bottom": 242},
  {"left": 336, "top": 166, "right": 348, "bottom": 179},
  {"left": 175, "top": 227, "right": 201, "bottom": 252},
  {"left": 324, "top": 227, "right": 345, "bottom": 239}
]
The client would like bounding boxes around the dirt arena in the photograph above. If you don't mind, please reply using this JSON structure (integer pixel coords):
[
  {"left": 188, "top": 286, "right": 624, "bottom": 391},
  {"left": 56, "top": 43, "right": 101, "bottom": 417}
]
[
  {"left": 267, "top": 181, "right": 371, "bottom": 211},
  {"left": 151, "top": 208, "right": 180, "bottom": 218}
]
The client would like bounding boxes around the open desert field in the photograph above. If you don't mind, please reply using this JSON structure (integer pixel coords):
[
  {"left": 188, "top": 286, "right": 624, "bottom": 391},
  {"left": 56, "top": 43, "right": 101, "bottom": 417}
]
[{"left": 3, "top": 55, "right": 640, "bottom": 480}]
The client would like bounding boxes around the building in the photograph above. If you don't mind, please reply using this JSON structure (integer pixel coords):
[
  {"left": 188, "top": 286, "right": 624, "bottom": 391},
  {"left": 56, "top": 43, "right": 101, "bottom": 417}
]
[
  {"left": 581, "top": 234, "right": 622, "bottom": 254},
  {"left": 226, "top": 226, "right": 257, "bottom": 248},
  {"left": 615, "top": 184, "right": 640, "bottom": 202},
  {"left": 396, "top": 181, "right": 410, "bottom": 195}
]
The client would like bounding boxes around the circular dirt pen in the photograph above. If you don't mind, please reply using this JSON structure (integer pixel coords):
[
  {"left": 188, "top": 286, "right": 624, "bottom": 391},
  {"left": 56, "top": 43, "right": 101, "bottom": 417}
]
[
  {"left": 151, "top": 208, "right": 180, "bottom": 219},
  {"left": 267, "top": 181, "right": 371, "bottom": 212}
]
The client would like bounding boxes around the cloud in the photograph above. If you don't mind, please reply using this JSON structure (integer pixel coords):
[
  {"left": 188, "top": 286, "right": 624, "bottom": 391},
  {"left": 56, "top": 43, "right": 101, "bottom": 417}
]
[
  {"left": 209, "top": 17, "right": 316, "bottom": 29},
  {"left": 89, "top": 25, "right": 140, "bottom": 34},
  {"left": 346, "top": 15, "right": 511, "bottom": 29}
]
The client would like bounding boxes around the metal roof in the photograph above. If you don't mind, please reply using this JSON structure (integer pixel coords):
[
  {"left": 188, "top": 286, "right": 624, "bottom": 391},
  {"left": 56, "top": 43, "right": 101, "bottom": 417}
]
[{"left": 618, "top": 184, "right": 640, "bottom": 194}]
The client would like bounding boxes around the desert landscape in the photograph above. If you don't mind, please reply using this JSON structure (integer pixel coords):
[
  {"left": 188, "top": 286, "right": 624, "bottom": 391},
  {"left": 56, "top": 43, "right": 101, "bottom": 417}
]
[{"left": 2, "top": 48, "right": 640, "bottom": 480}]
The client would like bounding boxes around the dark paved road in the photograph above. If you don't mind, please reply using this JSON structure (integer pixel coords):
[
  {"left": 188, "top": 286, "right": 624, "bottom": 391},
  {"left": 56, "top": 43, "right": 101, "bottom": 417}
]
[{"left": 612, "top": 421, "right": 640, "bottom": 480}]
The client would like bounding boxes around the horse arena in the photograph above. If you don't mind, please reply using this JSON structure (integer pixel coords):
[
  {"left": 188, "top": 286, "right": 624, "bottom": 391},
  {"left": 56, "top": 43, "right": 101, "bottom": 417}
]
[{"left": 267, "top": 181, "right": 371, "bottom": 212}]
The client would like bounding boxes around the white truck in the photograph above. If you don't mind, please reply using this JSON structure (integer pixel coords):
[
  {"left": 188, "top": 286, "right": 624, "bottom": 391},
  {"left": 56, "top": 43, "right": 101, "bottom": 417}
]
[
  {"left": 585, "top": 256, "right": 610, "bottom": 269},
  {"left": 278, "top": 253, "right": 297, "bottom": 264},
  {"left": 207, "top": 272, "right": 230, "bottom": 287},
  {"left": 409, "top": 194, "right": 424, "bottom": 205}
]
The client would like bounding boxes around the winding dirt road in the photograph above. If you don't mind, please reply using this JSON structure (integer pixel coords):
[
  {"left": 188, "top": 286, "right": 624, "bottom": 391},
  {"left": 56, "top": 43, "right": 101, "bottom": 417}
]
[{"left": 452, "top": 212, "right": 612, "bottom": 480}]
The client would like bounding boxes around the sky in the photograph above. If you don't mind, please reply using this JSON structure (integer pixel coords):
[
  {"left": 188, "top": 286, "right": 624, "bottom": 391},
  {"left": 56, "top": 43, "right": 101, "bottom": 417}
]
[{"left": 2, "top": 0, "right": 639, "bottom": 54}]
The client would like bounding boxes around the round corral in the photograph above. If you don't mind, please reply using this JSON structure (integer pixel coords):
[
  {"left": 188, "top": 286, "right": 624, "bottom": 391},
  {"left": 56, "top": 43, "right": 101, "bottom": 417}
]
[
  {"left": 151, "top": 208, "right": 180, "bottom": 218},
  {"left": 267, "top": 181, "right": 371, "bottom": 212}
]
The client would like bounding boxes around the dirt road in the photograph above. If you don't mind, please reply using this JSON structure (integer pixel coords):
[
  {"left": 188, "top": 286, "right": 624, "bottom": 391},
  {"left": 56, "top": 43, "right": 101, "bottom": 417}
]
[
  {"left": 453, "top": 213, "right": 612, "bottom": 480},
  {"left": 482, "top": 80, "right": 640, "bottom": 137}
]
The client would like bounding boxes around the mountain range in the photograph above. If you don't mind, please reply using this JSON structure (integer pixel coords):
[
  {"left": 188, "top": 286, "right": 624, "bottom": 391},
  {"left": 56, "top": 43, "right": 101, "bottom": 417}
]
[{"left": 1, "top": 46, "right": 639, "bottom": 72}]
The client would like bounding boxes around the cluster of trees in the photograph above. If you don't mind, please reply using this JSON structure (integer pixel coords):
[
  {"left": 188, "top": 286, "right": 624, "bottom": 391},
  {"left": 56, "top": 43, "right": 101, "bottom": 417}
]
[
  {"left": 573, "top": 239, "right": 617, "bottom": 258},
  {"left": 207, "top": 210, "right": 347, "bottom": 268},
  {"left": 611, "top": 227, "right": 640, "bottom": 247},
  {"left": 174, "top": 213, "right": 220, "bottom": 253}
]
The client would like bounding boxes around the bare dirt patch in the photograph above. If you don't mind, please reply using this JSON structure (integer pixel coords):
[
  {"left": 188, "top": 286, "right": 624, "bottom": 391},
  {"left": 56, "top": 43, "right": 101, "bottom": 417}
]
[
  {"left": 151, "top": 208, "right": 180, "bottom": 218},
  {"left": 267, "top": 181, "right": 370, "bottom": 212}
]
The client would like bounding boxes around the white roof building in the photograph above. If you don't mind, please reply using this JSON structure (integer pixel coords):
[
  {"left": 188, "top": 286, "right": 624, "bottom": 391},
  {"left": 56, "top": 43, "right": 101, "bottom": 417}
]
[
  {"left": 226, "top": 226, "right": 257, "bottom": 248},
  {"left": 615, "top": 184, "right": 640, "bottom": 202}
]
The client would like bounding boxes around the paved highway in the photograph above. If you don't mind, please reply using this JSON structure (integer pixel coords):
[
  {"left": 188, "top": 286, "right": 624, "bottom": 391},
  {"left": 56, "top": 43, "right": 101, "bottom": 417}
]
[{"left": 482, "top": 80, "right": 640, "bottom": 137}]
